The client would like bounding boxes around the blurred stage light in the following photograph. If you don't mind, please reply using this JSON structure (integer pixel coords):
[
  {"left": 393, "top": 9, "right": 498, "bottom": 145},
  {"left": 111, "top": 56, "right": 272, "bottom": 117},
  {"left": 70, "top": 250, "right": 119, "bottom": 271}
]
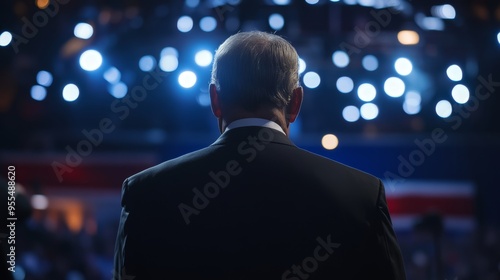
[
  {"left": 79, "top": 50, "right": 102, "bottom": 71},
  {"left": 62, "top": 83, "right": 80, "bottom": 102},
  {"left": 397, "top": 30, "right": 419, "bottom": 45},
  {"left": 31, "top": 85, "right": 47, "bottom": 101},
  {"left": 273, "top": 0, "right": 290, "bottom": 5},
  {"left": 384, "top": 77, "right": 405, "bottom": 98},
  {"left": 403, "top": 102, "right": 421, "bottom": 115},
  {"left": 178, "top": 71, "right": 197, "bottom": 88},
  {"left": 342, "top": 105, "right": 360, "bottom": 122},
  {"left": 200, "top": 16, "right": 217, "bottom": 32},
  {"left": 336, "top": 76, "right": 354, "bottom": 93},
  {"left": 298, "top": 58, "right": 306, "bottom": 74},
  {"left": 74, "top": 23, "right": 93, "bottom": 39},
  {"left": 305, "top": 0, "right": 319, "bottom": 4},
  {"left": 394, "top": 58, "right": 412, "bottom": 76},
  {"left": 451, "top": 84, "right": 470, "bottom": 104},
  {"left": 436, "top": 100, "right": 452, "bottom": 118},
  {"left": 159, "top": 55, "right": 178, "bottom": 72},
  {"left": 360, "top": 103, "right": 379, "bottom": 120},
  {"left": 0, "top": 31, "right": 12, "bottom": 47},
  {"left": 103, "top": 67, "right": 121, "bottom": 84},
  {"left": 497, "top": 32, "right": 500, "bottom": 45},
  {"left": 36, "top": 70, "right": 53, "bottom": 87},
  {"left": 446, "top": 64, "right": 463, "bottom": 81},
  {"left": 197, "top": 93, "right": 211, "bottom": 106},
  {"left": 321, "top": 134, "right": 339, "bottom": 150},
  {"left": 416, "top": 14, "right": 445, "bottom": 31},
  {"left": 195, "top": 50, "right": 213, "bottom": 67},
  {"left": 405, "top": 90, "right": 421, "bottom": 106},
  {"left": 36, "top": 0, "right": 49, "bottom": 9},
  {"left": 343, "top": 0, "right": 356, "bottom": 5},
  {"left": 108, "top": 82, "right": 128, "bottom": 98},
  {"left": 31, "top": 194, "right": 49, "bottom": 210},
  {"left": 161, "top": 47, "right": 179, "bottom": 57},
  {"left": 357, "top": 83, "right": 376, "bottom": 102},
  {"left": 269, "top": 13, "right": 285, "bottom": 30},
  {"left": 303, "top": 72, "right": 321, "bottom": 89},
  {"left": 139, "top": 55, "right": 156, "bottom": 72},
  {"left": 177, "top": 16, "right": 194, "bottom": 33},
  {"left": 362, "top": 55, "right": 378, "bottom": 71},
  {"left": 358, "top": 0, "right": 376, "bottom": 7},
  {"left": 185, "top": 0, "right": 200, "bottom": 8},
  {"left": 431, "top": 4, "right": 456, "bottom": 19},
  {"left": 330, "top": 0, "right": 340, "bottom": 2},
  {"left": 332, "top": 50, "right": 349, "bottom": 68}
]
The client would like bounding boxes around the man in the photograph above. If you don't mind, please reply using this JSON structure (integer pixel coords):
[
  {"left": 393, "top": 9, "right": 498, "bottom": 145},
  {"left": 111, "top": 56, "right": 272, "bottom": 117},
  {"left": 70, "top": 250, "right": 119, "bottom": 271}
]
[{"left": 114, "top": 31, "right": 406, "bottom": 279}]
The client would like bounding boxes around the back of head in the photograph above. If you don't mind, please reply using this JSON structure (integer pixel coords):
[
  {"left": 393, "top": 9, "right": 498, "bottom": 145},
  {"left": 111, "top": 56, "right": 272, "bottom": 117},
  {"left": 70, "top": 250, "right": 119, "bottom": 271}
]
[{"left": 211, "top": 31, "right": 299, "bottom": 111}]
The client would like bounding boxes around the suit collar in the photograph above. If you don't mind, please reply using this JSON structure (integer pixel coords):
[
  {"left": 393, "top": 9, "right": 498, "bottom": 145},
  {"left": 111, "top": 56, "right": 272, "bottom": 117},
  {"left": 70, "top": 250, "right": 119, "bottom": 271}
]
[{"left": 211, "top": 126, "right": 295, "bottom": 147}]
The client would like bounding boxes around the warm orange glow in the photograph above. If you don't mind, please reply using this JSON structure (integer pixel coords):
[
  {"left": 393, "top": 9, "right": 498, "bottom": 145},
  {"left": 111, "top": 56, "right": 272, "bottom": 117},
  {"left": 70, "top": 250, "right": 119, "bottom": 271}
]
[
  {"left": 321, "top": 134, "right": 339, "bottom": 150},
  {"left": 36, "top": 0, "right": 50, "bottom": 9},
  {"left": 397, "top": 30, "right": 420, "bottom": 45},
  {"left": 65, "top": 204, "right": 84, "bottom": 232}
]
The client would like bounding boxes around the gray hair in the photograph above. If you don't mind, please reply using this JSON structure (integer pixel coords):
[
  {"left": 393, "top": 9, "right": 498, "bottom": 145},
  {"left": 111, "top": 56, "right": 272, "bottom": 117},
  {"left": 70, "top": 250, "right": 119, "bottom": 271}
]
[{"left": 211, "top": 31, "right": 300, "bottom": 111}]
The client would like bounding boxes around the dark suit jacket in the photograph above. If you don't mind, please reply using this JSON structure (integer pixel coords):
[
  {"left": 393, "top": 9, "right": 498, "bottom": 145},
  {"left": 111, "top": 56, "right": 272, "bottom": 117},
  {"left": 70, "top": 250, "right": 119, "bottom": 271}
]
[{"left": 114, "top": 126, "right": 406, "bottom": 279}]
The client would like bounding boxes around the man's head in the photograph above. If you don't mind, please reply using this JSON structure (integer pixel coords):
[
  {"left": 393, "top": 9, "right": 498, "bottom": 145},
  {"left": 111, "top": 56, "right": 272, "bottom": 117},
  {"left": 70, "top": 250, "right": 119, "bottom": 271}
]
[{"left": 209, "top": 31, "right": 303, "bottom": 135}]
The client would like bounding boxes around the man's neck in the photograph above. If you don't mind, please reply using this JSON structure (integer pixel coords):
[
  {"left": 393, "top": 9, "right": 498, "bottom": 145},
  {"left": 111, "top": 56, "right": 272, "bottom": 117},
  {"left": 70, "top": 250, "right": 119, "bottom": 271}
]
[{"left": 219, "top": 107, "right": 289, "bottom": 135}]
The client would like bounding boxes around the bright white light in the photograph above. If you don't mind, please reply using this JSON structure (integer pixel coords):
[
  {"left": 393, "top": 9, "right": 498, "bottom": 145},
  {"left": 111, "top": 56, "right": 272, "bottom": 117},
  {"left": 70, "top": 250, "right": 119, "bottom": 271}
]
[
  {"left": 303, "top": 72, "right": 321, "bottom": 89},
  {"left": 79, "top": 50, "right": 102, "bottom": 71},
  {"left": 74, "top": 23, "right": 93, "bottom": 39},
  {"left": 108, "top": 82, "right": 128, "bottom": 98},
  {"left": 269, "top": 13, "right": 285, "bottom": 30},
  {"left": 384, "top": 77, "right": 405, "bottom": 98},
  {"left": 178, "top": 71, "right": 197, "bottom": 88},
  {"left": 405, "top": 90, "right": 421, "bottom": 106},
  {"left": 0, "top": 31, "right": 13, "bottom": 47},
  {"left": 31, "top": 194, "right": 49, "bottom": 210},
  {"left": 139, "top": 55, "right": 156, "bottom": 72},
  {"left": 330, "top": 0, "right": 340, "bottom": 2},
  {"left": 332, "top": 50, "right": 349, "bottom": 68},
  {"left": 342, "top": 105, "right": 360, "bottom": 122},
  {"left": 161, "top": 47, "right": 178, "bottom": 58},
  {"left": 305, "top": 0, "right": 319, "bottom": 4},
  {"left": 36, "top": 70, "right": 53, "bottom": 87},
  {"left": 362, "top": 55, "right": 378, "bottom": 71},
  {"left": 195, "top": 50, "right": 213, "bottom": 67},
  {"left": 31, "top": 85, "right": 47, "bottom": 101},
  {"left": 497, "top": 32, "right": 500, "bottom": 45},
  {"left": 321, "top": 134, "right": 339, "bottom": 150},
  {"left": 432, "top": 4, "right": 456, "bottom": 19},
  {"left": 62, "top": 83, "right": 79, "bottom": 102},
  {"left": 177, "top": 16, "right": 194, "bottom": 33},
  {"left": 299, "top": 58, "right": 306, "bottom": 74},
  {"left": 403, "top": 102, "right": 421, "bottom": 115},
  {"left": 159, "top": 55, "right": 178, "bottom": 72},
  {"left": 200, "top": 16, "right": 217, "bottom": 32},
  {"left": 452, "top": 84, "right": 470, "bottom": 104},
  {"left": 446, "top": 64, "right": 462, "bottom": 81},
  {"left": 418, "top": 16, "right": 445, "bottom": 31},
  {"left": 436, "top": 100, "right": 452, "bottom": 118},
  {"left": 358, "top": 0, "right": 376, "bottom": 7},
  {"left": 360, "top": 103, "right": 379, "bottom": 120},
  {"left": 395, "top": 57, "right": 413, "bottom": 76},
  {"left": 357, "top": 83, "right": 376, "bottom": 102},
  {"left": 103, "top": 67, "right": 121, "bottom": 84},
  {"left": 336, "top": 76, "right": 354, "bottom": 93},
  {"left": 273, "top": 0, "right": 290, "bottom": 5},
  {"left": 343, "top": 0, "right": 356, "bottom": 5}
]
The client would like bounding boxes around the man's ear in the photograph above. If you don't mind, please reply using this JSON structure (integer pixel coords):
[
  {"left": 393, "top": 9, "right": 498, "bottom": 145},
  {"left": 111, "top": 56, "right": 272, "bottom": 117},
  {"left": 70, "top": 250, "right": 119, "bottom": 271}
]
[
  {"left": 209, "top": 83, "right": 222, "bottom": 118},
  {"left": 287, "top": 87, "right": 303, "bottom": 123}
]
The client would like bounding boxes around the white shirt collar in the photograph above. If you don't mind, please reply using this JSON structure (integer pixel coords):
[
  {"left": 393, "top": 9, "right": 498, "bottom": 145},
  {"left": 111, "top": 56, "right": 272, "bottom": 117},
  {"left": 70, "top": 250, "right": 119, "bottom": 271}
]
[{"left": 225, "top": 118, "right": 286, "bottom": 135}]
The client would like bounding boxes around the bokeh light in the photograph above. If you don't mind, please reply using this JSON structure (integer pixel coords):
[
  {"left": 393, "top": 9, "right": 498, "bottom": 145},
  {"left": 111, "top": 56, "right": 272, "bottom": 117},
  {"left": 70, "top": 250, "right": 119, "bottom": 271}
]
[
  {"left": 397, "top": 30, "right": 419, "bottom": 45},
  {"left": 62, "top": 84, "right": 80, "bottom": 102},
  {"left": 178, "top": 71, "right": 197, "bottom": 88},
  {"left": 79, "top": 50, "right": 103, "bottom": 71},
  {"left": 362, "top": 55, "right": 378, "bottom": 71},
  {"left": 103, "top": 67, "right": 121, "bottom": 84},
  {"left": 194, "top": 50, "right": 213, "bottom": 67},
  {"left": 336, "top": 76, "right": 354, "bottom": 93},
  {"left": 159, "top": 55, "right": 178, "bottom": 72},
  {"left": 446, "top": 64, "right": 463, "bottom": 81},
  {"left": 321, "top": 134, "right": 339, "bottom": 150},
  {"left": 342, "top": 105, "right": 360, "bottom": 122},
  {"left": 0, "top": 31, "right": 13, "bottom": 47},
  {"left": 269, "top": 13, "right": 285, "bottom": 30},
  {"left": 384, "top": 77, "right": 405, "bottom": 98},
  {"left": 436, "top": 100, "right": 452, "bottom": 118},
  {"left": 108, "top": 82, "right": 128, "bottom": 98},
  {"left": 357, "top": 83, "right": 376, "bottom": 102},
  {"left": 332, "top": 51, "right": 349, "bottom": 68},
  {"left": 360, "top": 103, "right": 379, "bottom": 120},
  {"left": 139, "top": 55, "right": 156, "bottom": 72},
  {"left": 394, "top": 58, "right": 413, "bottom": 76},
  {"left": 200, "top": 16, "right": 217, "bottom": 32},
  {"left": 303, "top": 72, "right": 321, "bottom": 89},
  {"left": 74, "top": 23, "right": 93, "bottom": 39},
  {"left": 451, "top": 84, "right": 470, "bottom": 104},
  {"left": 298, "top": 58, "right": 306, "bottom": 74},
  {"left": 177, "top": 16, "right": 194, "bottom": 33},
  {"left": 31, "top": 85, "right": 47, "bottom": 101},
  {"left": 36, "top": 71, "right": 53, "bottom": 87}
]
